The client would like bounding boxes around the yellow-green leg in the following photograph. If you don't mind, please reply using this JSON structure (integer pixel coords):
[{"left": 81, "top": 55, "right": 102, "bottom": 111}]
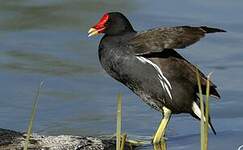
[
  {"left": 153, "top": 142, "right": 167, "bottom": 150},
  {"left": 153, "top": 107, "right": 172, "bottom": 144}
]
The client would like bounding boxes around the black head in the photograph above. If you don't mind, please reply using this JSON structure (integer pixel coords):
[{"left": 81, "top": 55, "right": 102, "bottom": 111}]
[{"left": 88, "top": 12, "right": 135, "bottom": 36}]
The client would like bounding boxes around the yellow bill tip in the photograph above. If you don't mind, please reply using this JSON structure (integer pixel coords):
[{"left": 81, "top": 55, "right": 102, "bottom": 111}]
[{"left": 88, "top": 28, "right": 98, "bottom": 37}]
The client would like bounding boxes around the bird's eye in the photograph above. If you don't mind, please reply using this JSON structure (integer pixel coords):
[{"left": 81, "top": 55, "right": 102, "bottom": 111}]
[{"left": 105, "top": 19, "right": 111, "bottom": 25}]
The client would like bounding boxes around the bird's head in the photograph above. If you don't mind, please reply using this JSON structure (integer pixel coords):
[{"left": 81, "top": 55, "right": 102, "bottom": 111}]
[{"left": 88, "top": 12, "right": 135, "bottom": 37}]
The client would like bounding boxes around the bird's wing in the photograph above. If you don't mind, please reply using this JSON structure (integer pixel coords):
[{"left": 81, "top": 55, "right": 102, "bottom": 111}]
[
  {"left": 139, "top": 49, "right": 220, "bottom": 99},
  {"left": 127, "top": 26, "right": 225, "bottom": 55}
]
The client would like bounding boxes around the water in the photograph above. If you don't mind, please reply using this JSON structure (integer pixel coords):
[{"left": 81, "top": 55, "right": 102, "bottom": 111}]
[{"left": 0, "top": 0, "right": 243, "bottom": 149}]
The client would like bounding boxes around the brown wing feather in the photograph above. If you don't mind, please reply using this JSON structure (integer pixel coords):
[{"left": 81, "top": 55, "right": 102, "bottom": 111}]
[
  {"left": 140, "top": 49, "right": 220, "bottom": 99},
  {"left": 181, "top": 56, "right": 220, "bottom": 99},
  {"left": 128, "top": 26, "right": 225, "bottom": 55}
]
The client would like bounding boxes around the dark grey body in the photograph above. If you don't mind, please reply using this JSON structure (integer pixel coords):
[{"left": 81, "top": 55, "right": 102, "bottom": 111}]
[{"left": 99, "top": 34, "right": 196, "bottom": 114}]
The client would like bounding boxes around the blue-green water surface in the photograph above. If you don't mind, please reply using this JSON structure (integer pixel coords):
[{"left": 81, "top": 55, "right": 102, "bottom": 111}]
[{"left": 0, "top": 0, "right": 243, "bottom": 149}]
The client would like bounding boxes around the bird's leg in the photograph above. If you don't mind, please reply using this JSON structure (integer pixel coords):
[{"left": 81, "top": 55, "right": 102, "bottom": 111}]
[
  {"left": 153, "top": 107, "right": 172, "bottom": 144},
  {"left": 153, "top": 142, "right": 167, "bottom": 150}
]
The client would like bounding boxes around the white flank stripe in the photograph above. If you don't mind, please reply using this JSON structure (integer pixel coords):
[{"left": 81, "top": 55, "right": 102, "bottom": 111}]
[
  {"left": 136, "top": 57, "right": 147, "bottom": 63},
  {"left": 161, "top": 73, "right": 172, "bottom": 89},
  {"left": 164, "top": 84, "right": 172, "bottom": 99},
  {"left": 137, "top": 56, "right": 172, "bottom": 100},
  {"left": 159, "top": 80, "right": 165, "bottom": 90},
  {"left": 192, "top": 102, "right": 206, "bottom": 121}
]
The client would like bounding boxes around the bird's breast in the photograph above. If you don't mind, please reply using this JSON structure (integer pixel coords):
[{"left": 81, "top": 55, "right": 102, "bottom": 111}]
[{"left": 98, "top": 46, "right": 131, "bottom": 81}]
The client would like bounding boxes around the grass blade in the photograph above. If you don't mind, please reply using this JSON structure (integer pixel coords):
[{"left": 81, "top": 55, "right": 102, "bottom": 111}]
[
  {"left": 204, "top": 73, "right": 212, "bottom": 150},
  {"left": 116, "top": 93, "right": 122, "bottom": 150},
  {"left": 195, "top": 68, "right": 205, "bottom": 150},
  {"left": 120, "top": 133, "right": 127, "bottom": 150},
  {"left": 24, "top": 81, "right": 44, "bottom": 150}
]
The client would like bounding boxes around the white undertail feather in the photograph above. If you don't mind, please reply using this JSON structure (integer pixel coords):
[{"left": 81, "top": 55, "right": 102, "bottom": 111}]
[
  {"left": 192, "top": 101, "right": 214, "bottom": 131},
  {"left": 192, "top": 101, "right": 206, "bottom": 121},
  {"left": 136, "top": 56, "right": 172, "bottom": 99}
]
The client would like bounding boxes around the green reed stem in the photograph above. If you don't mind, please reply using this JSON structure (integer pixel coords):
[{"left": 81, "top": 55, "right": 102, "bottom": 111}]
[
  {"left": 24, "top": 81, "right": 44, "bottom": 150},
  {"left": 116, "top": 93, "right": 122, "bottom": 150},
  {"left": 196, "top": 68, "right": 205, "bottom": 150},
  {"left": 205, "top": 73, "right": 212, "bottom": 150},
  {"left": 120, "top": 133, "right": 127, "bottom": 150}
]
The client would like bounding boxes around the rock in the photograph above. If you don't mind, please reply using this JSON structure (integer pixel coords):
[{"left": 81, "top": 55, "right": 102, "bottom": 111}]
[{"left": 0, "top": 128, "right": 136, "bottom": 150}]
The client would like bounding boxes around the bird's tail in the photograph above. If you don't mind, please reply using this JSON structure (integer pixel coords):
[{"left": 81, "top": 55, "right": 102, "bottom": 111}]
[
  {"left": 191, "top": 101, "right": 216, "bottom": 135},
  {"left": 200, "top": 26, "right": 226, "bottom": 33}
]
